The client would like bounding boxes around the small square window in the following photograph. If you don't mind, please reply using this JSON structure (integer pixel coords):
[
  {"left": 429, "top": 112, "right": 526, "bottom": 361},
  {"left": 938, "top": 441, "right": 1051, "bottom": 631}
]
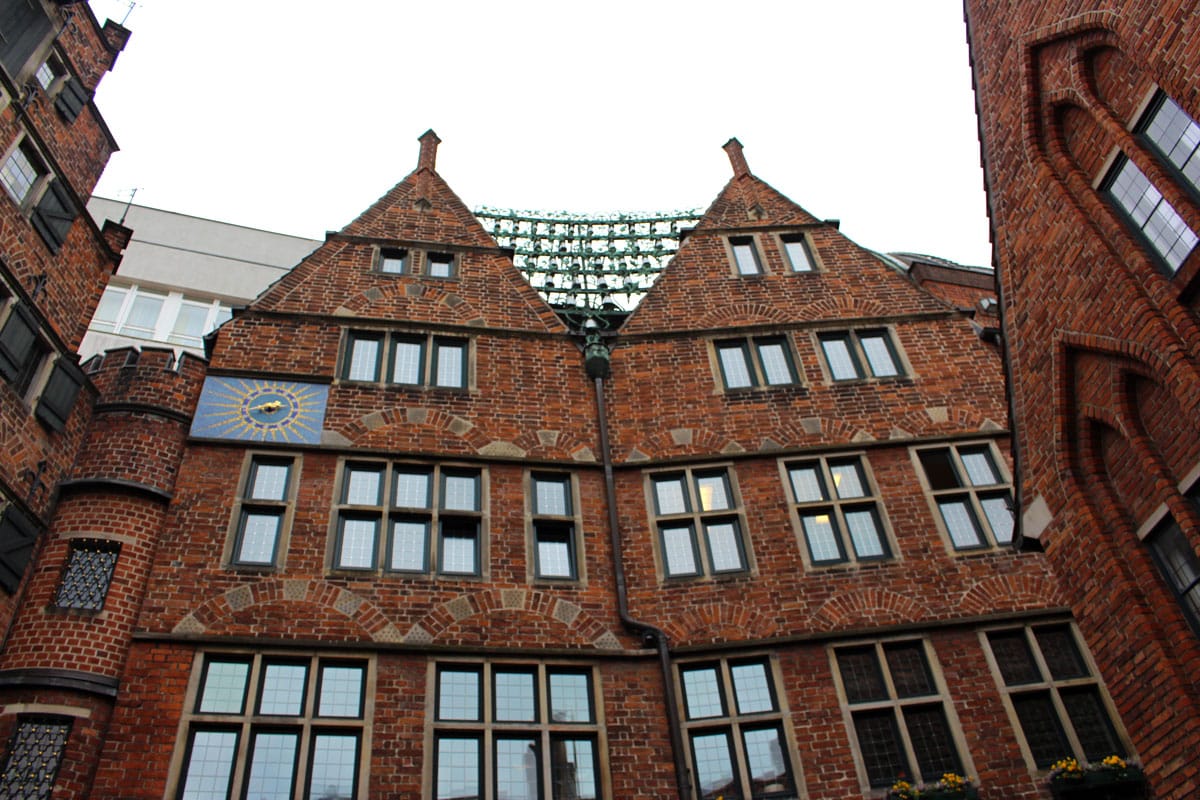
[
  {"left": 729, "top": 236, "right": 763, "bottom": 275},
  {"left": 427, "top": 252, "right": 456, "bottom": 278},
  {"left": 378, "top": 247, "right": 409, "bottom": 274},
  {"left": 54, "top": 539, "right": 119, "bottom": 611}
]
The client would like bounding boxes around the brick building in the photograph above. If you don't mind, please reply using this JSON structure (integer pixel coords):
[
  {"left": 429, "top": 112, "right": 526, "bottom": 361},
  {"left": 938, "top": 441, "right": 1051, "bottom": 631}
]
[{"left": 965, "top": 2, "right": 1200, "bottom": 797}]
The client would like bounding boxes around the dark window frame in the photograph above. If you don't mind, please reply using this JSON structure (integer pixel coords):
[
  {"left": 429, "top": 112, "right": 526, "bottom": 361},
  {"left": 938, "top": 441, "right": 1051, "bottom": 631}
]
[
  {"left": 785, "top": 454, "right": 892, "bottom": 567},
  {"left": 913, "top": 442, "right": 1015, "bottom": 552},
  {"left": 0, "top": 714, "right": 72, "bottom": 799},
  {"left": 714, "top": 335, "right": 800, "bottom": 391},
  {"left": 780, "top": 232, "right": 818, "bottom": 273},
  {"left": 649, "top": 466, "right": 751, "bottom": 580},
  {"left": 530, "top": 472, "right": 580, "bottom": 583},
  {"left": 817, "top": 328, "right": 904, "bottom": 382},
  {"left": 229, "top": 454, "right": 298, "bottom": 569},
  {"left": 728, "top": 235, "right": 765, "bottom": 276},
  {"left": 341, "top": 330, "right": 469, "bottom": 390}
]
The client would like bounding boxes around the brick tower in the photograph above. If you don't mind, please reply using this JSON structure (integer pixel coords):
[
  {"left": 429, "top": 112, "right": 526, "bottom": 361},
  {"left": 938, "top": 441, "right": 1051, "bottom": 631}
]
[{"left": 965, "top": 2, "right": 1200, "bottom": 796}]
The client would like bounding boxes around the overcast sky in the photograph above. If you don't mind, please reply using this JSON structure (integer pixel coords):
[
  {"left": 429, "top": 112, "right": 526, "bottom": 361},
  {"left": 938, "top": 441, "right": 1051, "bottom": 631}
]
[{"left": 85, "top": 0, "right": 993, "bottom": 268}]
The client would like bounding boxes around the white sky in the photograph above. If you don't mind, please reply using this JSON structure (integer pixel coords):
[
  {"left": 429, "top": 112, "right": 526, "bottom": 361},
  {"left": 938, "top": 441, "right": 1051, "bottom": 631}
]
[{"left": 86, "top": 0, "right": 993, "bottom": 268}]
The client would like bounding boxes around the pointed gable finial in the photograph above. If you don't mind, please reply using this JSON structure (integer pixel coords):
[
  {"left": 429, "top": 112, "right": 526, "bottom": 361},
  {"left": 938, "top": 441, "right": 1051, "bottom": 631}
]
[
  {"left": 418, "top": 129, "right": 442, "bottom": 172},
  {"left": 723, "top": 137, "right": 750, "bottom": 178}
]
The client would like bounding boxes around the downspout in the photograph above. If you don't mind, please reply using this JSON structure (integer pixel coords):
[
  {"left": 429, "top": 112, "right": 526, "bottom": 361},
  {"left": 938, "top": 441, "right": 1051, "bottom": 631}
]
[{"left": 584, "top": 329, "right": 692, "bottom": 800}]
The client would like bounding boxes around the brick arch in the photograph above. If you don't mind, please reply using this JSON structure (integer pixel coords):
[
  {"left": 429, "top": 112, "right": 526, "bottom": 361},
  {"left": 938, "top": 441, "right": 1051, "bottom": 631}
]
[
  {"left": 334, "top": 281, "right": 484, "bottom": 325},
  {"left": 695, "top": 302, "right": 792, "bottom": 329},
  {"left": 628, "top": 416, "right": 873, "bottom": 461},
  {"left": 892, "top": 404, "right": 996, "bottom": 439},
  {"left": 956, "top": 575, "right": 1067, "bottom": 617},
  {"left": 656, "top": 599, "right": 781, "bottom": 643},
  {"left": 335, "top": 405, "right": 491, "bottom": 452},
  {"left": 793, "top": 294, "right": 888, "bottom": 322},
  {"left": 172, "top": 580, "right": 402, "bottom": 642},
  {"left": 408, "top": 589, "right": 622, "bottom": 649},
  {"left": 809, "top": 588, "right": 931, "bottom": 631}
]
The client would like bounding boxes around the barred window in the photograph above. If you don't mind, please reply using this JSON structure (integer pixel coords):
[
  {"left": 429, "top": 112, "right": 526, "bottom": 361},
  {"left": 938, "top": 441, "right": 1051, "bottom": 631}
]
[
  {"left": 984, "top": 624, "right": 1127, "bottom": 770},
  {"left": 785, "top": 454, "right": 891, "bottom": 566},
  {"left": 649, "top": 466, "right": 750, "bottom": 579},
  {"left": 54, "top": 539, "right": 119, "bottom": 611},
  {"left": 0, "top": 716, "right": 71, "bottom": 799},
  {"left": 833, "top": 640, "right": 967, "bottom": 788}
]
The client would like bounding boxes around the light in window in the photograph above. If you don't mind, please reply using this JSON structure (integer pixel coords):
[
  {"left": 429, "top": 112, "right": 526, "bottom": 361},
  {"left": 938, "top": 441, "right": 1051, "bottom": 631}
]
[
  {"left": 651, "top": 467, "right": 748, "bottom": 578},
  {"left": 787, "top": 456, "right": 890, "bottom": 565}
]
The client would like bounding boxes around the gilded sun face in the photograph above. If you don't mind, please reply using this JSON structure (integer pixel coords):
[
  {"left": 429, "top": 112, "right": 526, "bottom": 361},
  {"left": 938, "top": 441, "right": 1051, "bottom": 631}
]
[{"left": 191, "top": 377, "right": 329, "bottom": 444}]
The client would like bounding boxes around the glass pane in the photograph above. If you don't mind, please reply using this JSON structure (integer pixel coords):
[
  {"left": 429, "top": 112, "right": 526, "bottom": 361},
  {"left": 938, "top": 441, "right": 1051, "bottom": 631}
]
[
  {"left": 820, "top": 336, "right": 859, "bottom": 380},
  {"left": 389, "top": 519, "right": 428, "bottom": 571},
  {"left": 732, "top": 239, "right": 761, "bottom": 275},
  {"left": 534, "top": 476, "right": 570, "bottom": 516},
  {"left": 347, "top": 337, "right": 380, "bottom": 381},
  {"left": 392, "top": 339, "right": 423, "bottom": 384},
  {"left": 440, "top": 523, "right": 478, "bottom": 574},
  {"left": 199, "top": 660, "right": 249, "bottom": 713},
  {"left": 180, "top": 730, "right": 237, "bottom": 800},
  {"left": 938, "top": 498, "right": 983, "bottom": 549},
  {"left": 743, "top": 726, "right": 793, "bottom": 795},
  {"left": 169, "top": 301, "right": 210, "bottom": 345},
  {"left": 904, "top": 704, "right": 961, "bottom": 780},
  {"left": 0, "top": 146, "right": 38, "bottom": 201},
  {"left": 250, "top": 462, "right": 290, "bottom": 501},
  {"left": 394, "top": 469, "right": 432, "bottom": 508},
  {"left": 309, "top": 733, "right": 357, "bottom": 800},
  {"left": 438, "top": 669, "right": 480, "bottom": 721},
  {"left": 691, "top": 731, "right": 738, "bottom": 799},
  {"left": 838, "top": 647, "right": 887, "bottom": 703},
  {"left": 442, "top": 473, "right": 479, "bottom": 511},
  {"left": 495, "top": 670, "right": 536, "bottom": 722},
  {"left": 981, "top": 494, "right": 1014, "bottom": 544},
  {"left": 959, "top": 448, "right": 1000, "bottom": 485},
  {"left": 495, "top": 738, "right": 539, "bottom": 800},
  {"left": 918, "top": 449, "right": 962, "bottom": 490},
  {"left": 434, "top": 341, "right": 465, "bottom": 387},
  {"left": 717, "top": 344, "right": 753, "bottom": 389},
  {"left": 845, "top": 508, "right": 886, "bottom": 558},
  {"left": 829, "top": 460, "right": 867, "bottom": 498},
  {"left": 705, "top": 521, "right": 744, "bottom": 572},
  {"left": 695, "top": 472, "right": 731, "bottom": 511},
  {"left": 757, "top": 340, "right": 793, "bottom": 385},
  {"left": 549, "top": 671, "right": 593, "bottom": 723},
  {"left": 801, "top": 512, "right": 843, "bottom": 563},
  {"left": 343, "top": 467, "right": 382, "bottom": 505},
  {"left": 1012, "top": 691, "right": 1071, "bottom": 768},
  {"left": 1061, "top": 687, "right": 1122, "bottom": 760},
  {"left": 337, "top": 517, "right": 378, "bottom": 569},
  {"left": 428, "top": 253, "right": 454, "bottom": 278},
  {"left": 661, "top": 525, "right": 697, "bottom": 576},
  {"left": 681, "top": 666, "right": 723, "bottom": 719},
  {"left": 731, "top": 661, "right": 774, "bottom": 714},
  {"left": 436, "top": 736, "right": 480, "bottom": 800},
  {"left": 860, "top": 333, "right": 899, "bottom": 377},
  {"left": 788, "top": 465, "right": 826, "bottom": 503},
  {"left": 784, "top": 236, "right": 814, "bottom": 271},
  {"left": 884, "top": 642, "right": 935, "bottom": 697},
  {"left": 92, "top": 287, "right": 126, "bottom": 330},
  {"left": 852, "top": 710, "right": 908, "bottom": 788},
  {"left": 238, "top": 512, "right": 280, "bottom": 564},
  {"left": 379, "top": 249, "right": 407, "bottom": 274},
  {"left": 1110, "top": 158, "right": 1198, "bottom": 271},
  {"left": 318, "top": 664, "right": 363, "bottom": 718},
  {"left": 988, "top": 631, "right": 1041, "bottom": 685},
  {"left": 259, "top": 662, "right": 307, "bottom": 715},
  {"left": 123, "top": 292, "right": 164, "bottom": 334},
  {"left": 654, "top": 475, "right": 689, "bottom": 514},
  {"left": 551, "top": 738, "right": 597, "bottom": 800},
  {"left": 245, "top": 732, "right": 297, "bottom": 800},
  {"left": 536, "top": 525, "right": 573, "bottom": 578}
]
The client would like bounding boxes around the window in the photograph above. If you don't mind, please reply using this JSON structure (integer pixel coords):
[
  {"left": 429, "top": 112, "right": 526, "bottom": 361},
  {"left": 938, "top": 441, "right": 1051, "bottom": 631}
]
[
  {"left": 677, "top": 657, "right": 799, "bottom": 800},
  {"left": 432, "top": 661, "right": 603, "bottom": 800},
  {"left": 34, "top": 357, "right": 85, "bottom": 432},
  {"left": 427, "top": 251, "right": 456, "bottom": 278},
  {"left": 729, "top": 236, "right": 764, "bottom": 275},
  {"left": 333, "top": 461, "right": 483, "bottom": 576},
  {"left": 785, "top": 455, "right": 891, "bottom": 566},
  {"left": 833, "top": 640, "right": 966, "bottom": 789},
  {"left": 530, "top": 473, "right": 580, "bottom": 581},
  {"left": 780, "top": 233, "right": 817, "bottom": 272},
  {"left": 1142, "top": 92, "right": 1200, "bottom": 189},
  {"left": 377, "top": 248, "right": 409, "bottom": 274},
  {"left": 54, "top": 539, "right": 119, "bottom": 611},
  {"left": 1146, "top": 485, "right": 1200, "bottom": 636},
  {"left": 817, "top": 330, "right": 903, "bottom": 381},
  {"left": 34, "top": 52, "right": 62, "bottom": 91},
  {"left": 0, "top": 502, "right": 38, "bottom": 593},
  {"left": 342, "top": 331, "right": 468, "bottom": 389},
  {"left": 230, "top": 456, "right": 297, "bottom": 568},
  {"left": 715, "top": 337, "right": 799, "bottom": 389},
  {"left": 983, "top": 624, "right": 1126, "bottom": 770},
  {"left": 89, "top": 284, "right": 232, "bottom": 348},
  {"left": 0, "top": 140, "right": 44, "bottom": 205},
  {"left": 650, "top": 466, "right": 749, "bottom": 578},
  {"left": 915, "top": 443, "right": 1014, "bottom": 550},
  {"left": 30, "top": 177, "right": 77, "bottom": 253},
  {"left": 176, "top": 652, "right": 367, "bottom": 800},
  {"left": 0, "top": 716, "right": 70, "bottom": 798},
  {"left": 0, "top": 0, "right": 53, "bottom": 79},
  {"left": 0, "top": 303, "right": 47, "bottom": 395}
]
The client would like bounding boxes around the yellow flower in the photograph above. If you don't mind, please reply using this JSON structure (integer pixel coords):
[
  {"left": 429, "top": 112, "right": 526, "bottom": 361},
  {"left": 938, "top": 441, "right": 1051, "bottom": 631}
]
[{"left": 1101, "top": 755, "right": 1126, "bottom": 769}]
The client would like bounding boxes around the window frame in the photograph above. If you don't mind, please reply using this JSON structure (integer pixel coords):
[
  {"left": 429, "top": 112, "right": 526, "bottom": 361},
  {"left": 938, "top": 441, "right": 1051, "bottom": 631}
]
[
  {"left": 675, "top": 654, "right": 802, "bottom": 800},
  {"left": 830, "top": 638, "right": 972, "bottom": 791},
  {"left": 0, "top": 137, "right": 48, "bottom": 210},
  {"left": 172, "top": 650, "right": 371, "bottom": 800},
  {"left": 340, "top": 330, "right": 471, "bottom": 391},
  {"left": 815, "top": 328, "right": 906, "bottom": 382},
  {"left": 227, "top": 453, "right": 300, "bottom": 570},
  {"left": 429, "top": 659, "right": 607, "bottom": 800},
  {"left": 376, "top": 247, "right": 410, "bottom": 275},
  {"left": 713, "top": 335, "right": 801, "bottom": 391},
  {"left": 727, "top": 235, "right": 765, "bottom": 276},
  {"left": 331, "top": 460, "right": 486, "bottom": 578},
  {"left": 912, "top": 441, "right": 1015, "bottom": 552},
  {"left": 1143, "top": 481, "right": 1200, "bottom": 637},
  {"left": 782, "top": 453, "right": 894, "bottom": 569},
  {"left": 647, "top": 465, "right": 752, "bottom": 580},
  {"left": 0, "top": 301, "right": 49, "bottom": 397},
  {"left": 980, "top": 622, "right": 1132, "bottom": 774},
  {"left": 778, "top": 232, "right": 820, "bottom": 273},
  {"left": 528, "top": 472, "right": 584, "bottom": 584},
  {"left": 88, "top": 283, "right": 232, "bottom": 349}
]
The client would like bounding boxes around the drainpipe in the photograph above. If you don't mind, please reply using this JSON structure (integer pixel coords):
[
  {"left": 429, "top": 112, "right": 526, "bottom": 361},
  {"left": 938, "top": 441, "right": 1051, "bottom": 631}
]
[{"left": 584, "top": 328, "right": 692, "bottom": 800}]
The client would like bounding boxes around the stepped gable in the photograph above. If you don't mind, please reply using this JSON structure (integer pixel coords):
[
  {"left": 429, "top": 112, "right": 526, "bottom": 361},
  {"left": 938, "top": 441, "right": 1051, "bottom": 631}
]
[
  {"left": 622, "top": 138, "right": 949, "bottom": 334},
  {"left": 250, "top": 130, "right": 564, "bottom": 334}
]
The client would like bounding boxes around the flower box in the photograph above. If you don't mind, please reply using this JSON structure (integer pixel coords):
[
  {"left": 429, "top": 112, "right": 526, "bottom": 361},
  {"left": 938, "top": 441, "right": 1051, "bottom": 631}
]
[
  {"left": 1049, "top": 768, "right": 1147, "bottom": 800},
  {"left": 888, "top": 788, "right": 979, "bottom": 800}
]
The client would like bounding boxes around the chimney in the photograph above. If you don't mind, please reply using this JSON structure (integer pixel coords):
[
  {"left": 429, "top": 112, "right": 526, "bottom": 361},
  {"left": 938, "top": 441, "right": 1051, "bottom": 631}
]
[
  {"left": 723, "top": 137, "right": 750, "bottom": 178},
  {"left": 418, "top": 129, "right": 441, "bottom": 172}
]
